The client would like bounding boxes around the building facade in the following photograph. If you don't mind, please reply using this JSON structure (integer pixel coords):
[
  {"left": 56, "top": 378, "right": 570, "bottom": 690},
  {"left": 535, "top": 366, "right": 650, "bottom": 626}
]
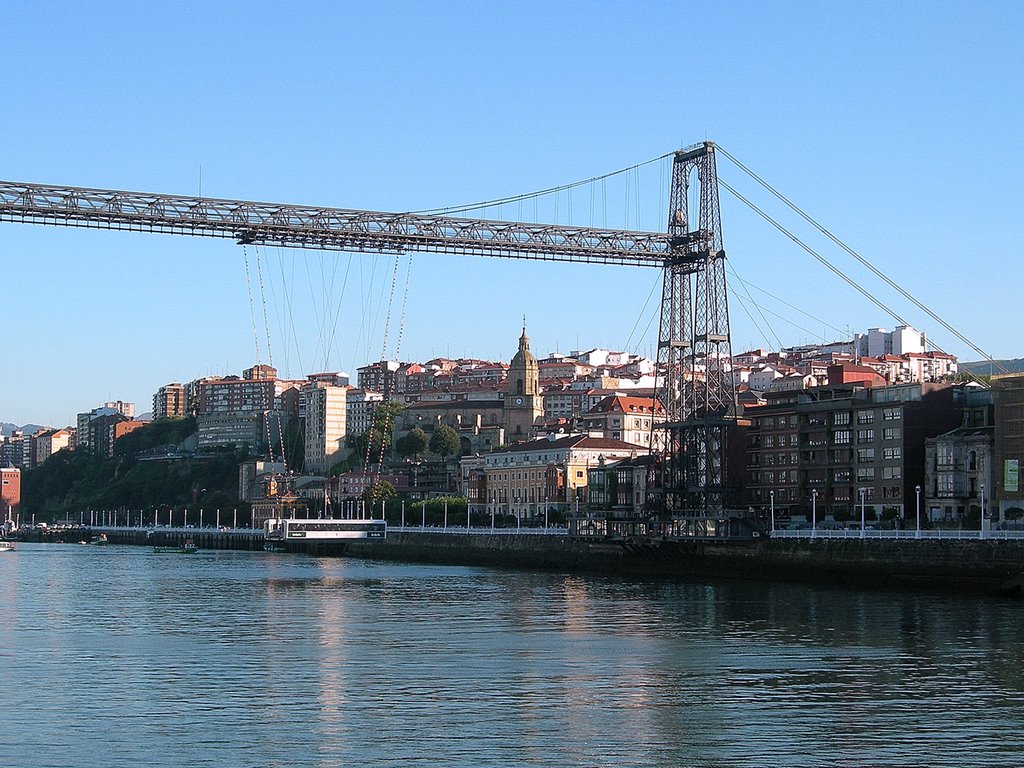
[
  {"left": 303, "top": 382, "right": 348, "bottom": 474},
  {"left": 466, "top": 434, "right": 642, "bottom": 522},
  {"left": 153, "top": 383, "right": 187, "bottom": 420},
  {"left": 745, "top": 381, "right": 962, "bottom": 525},
  {"left": 993, "top": 373, "right": 1024, "bottom": 517}
]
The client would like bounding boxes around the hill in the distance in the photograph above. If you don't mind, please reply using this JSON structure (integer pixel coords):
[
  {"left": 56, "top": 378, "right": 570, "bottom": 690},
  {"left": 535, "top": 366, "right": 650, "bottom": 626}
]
[
  {"left": 961, "top": 359, "right": 1024, "bottom": 376},
  {"left": 1, "top": 422, "right": 49, "bottom": 438}
]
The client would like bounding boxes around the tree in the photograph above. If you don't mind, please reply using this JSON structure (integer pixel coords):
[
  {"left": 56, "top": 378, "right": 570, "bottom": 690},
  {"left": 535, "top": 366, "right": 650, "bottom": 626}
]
[
  {"left": 364, "top": 480, "right": 396, "bottom": 507},
  {"left": 360, "top": 401, "right": 405, "bottom": 464},
  {"left": 429, "top": 424, "right": 460, "bottom": 459},
  {"left": 397, "top": 427, "right": 428, "bottom": 459}
]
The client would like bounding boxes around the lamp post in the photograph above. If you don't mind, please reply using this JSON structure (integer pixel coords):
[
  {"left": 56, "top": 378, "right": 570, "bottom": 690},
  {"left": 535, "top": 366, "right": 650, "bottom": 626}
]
[
  {"left": 811, "top": 489, "right": 817, "bottom": 539},
  {"left": 769, "top": 490, "right": 775, "bottom": 536},
  {"left": 859, "top": 487, "right": 866, "bottom": 539},
  {"left": 401, "top": 500, "right": 405, "bottom": 529},
  {"left": 980, "top": 483, "right": 986, "bottom": 540},
  {"left": 915, "top": 485, "right": 921, "bottom": 539}
]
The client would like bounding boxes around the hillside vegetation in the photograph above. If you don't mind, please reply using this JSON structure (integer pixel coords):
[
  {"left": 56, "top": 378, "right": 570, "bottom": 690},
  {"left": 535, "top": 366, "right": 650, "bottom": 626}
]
[{"left": 21, "top": 418, "right": 247, "bottom": 519}]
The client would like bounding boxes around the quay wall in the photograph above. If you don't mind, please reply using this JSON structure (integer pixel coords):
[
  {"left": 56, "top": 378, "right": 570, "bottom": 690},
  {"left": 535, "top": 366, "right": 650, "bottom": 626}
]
[
  {"left": 345, "top": 532, "right": 1024, "bottom": 595},
  {"left": 17, "top": 525, "right": 1024, "bottom": 595}
]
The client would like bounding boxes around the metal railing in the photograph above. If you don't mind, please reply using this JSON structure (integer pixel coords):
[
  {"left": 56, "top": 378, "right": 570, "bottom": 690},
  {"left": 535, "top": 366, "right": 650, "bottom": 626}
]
[
  {"left": 389, "top": 525, "right": 568, "bottom": 536},
  {"left": 771, "top": 528, "right": 1024, "bottom": 541}
]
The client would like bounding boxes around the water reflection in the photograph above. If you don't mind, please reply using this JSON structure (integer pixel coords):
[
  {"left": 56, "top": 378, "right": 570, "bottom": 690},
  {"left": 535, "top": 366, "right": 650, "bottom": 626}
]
[{"left": 2, "top": 545, "right": 1023, "bottom": 767}]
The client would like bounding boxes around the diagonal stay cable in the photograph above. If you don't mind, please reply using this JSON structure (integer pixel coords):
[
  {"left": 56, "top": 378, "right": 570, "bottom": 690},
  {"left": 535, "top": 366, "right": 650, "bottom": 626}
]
[
  {"left": 718, "top": 145, "right": 1006, "bottom": 373},
  {"left": 719, "top": 177, "right": 994, "bottom": 385}
]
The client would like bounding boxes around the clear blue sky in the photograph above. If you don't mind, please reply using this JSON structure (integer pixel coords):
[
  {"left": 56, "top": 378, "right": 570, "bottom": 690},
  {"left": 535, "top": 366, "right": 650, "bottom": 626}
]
[{"left": 2, "top": 1, "right": 1022, "bottom": 427}]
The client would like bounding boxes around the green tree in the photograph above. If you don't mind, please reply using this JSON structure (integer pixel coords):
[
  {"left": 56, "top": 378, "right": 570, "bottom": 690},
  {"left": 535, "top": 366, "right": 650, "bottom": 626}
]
[
  {"left": 429, "top": 424, "right": 460, "bottom": 459},
  {"left": 364, "top": 480, "right": 396, "bottom": 506},
  {"left": 397, "top": 427, "right": 428, "bottom": 459}
]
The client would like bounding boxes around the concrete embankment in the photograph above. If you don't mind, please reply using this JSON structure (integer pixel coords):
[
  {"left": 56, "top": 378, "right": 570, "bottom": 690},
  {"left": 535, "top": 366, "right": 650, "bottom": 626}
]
[{"left": 345, "top": 532, "right": 1024, "bottom": 596}]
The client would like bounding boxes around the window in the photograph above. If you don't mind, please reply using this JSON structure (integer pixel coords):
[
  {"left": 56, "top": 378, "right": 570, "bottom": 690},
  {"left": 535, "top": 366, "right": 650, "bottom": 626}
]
[
  {"left": 791, "top": 434, "right": 800, "bottom": 446},
  {"left": 936, "top": 444, "right": 954, "bottom": 468},
  {"left": 834, "top": 470, "right": 851, "bottom": 483},
  {"left": 883, "top": 447, "right": 902, "bottom": 460},
  {"left": 834, "top": 430, "right": 851, "bottom": 445},
  {"left": 857, "top": 429, "right": 875, "bottom": 444},
  {"left": 833, "top": 412, "right": 850, "bottom": 426},
  {"left": 883, "top": 427, "right": 901, "bottom": 441},
  {"left": 857, "top": 411, "right": 875, "bottom": 424},
  {"left": 883, "top": 408, "right": 901, "bottom": 421},
  {"left": 857, "top": 448, "right": 875, "bottom": 462},
  {"left": 764, "top": 435, "right": 774, "bottom": 447},
  {"left": 882, "top": 466, "right": 902, "bottom": 480},
  {"left": 857, "top": 467, "right": 875, "bottom": 481},
  {"left": 937, "top": 474, "right": 954, "bottom": 496}
]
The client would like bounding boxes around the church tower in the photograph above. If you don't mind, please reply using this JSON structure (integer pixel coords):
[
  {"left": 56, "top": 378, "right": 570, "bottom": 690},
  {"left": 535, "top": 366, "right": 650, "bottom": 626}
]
[{"left": 504, "top": 324, "right": 542, "bottom": 441}]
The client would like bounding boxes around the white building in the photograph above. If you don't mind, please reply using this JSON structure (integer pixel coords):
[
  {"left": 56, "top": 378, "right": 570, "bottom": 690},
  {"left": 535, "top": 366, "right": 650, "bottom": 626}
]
[
  {"left": 345, "top": 389, "right": 385, "bottom": 436},
  {"left": 303, "top": 383, "right": 348, "bottom": 474},
  {"left": 857, "top": 326, "right": 925, "bottom": 359}
]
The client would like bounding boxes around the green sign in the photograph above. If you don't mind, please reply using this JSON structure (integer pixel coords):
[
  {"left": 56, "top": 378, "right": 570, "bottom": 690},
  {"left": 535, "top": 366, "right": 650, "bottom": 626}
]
[{"left": 1007, "top": 459, "right": 1020, "bottom": 493}]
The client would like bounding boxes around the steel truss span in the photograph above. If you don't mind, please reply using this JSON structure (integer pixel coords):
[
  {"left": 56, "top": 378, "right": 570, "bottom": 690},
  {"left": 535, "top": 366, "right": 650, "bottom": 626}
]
[
  {"left": 0, "top": 141, "right": 737, "bottom": 518},
  {"left": 0, "top": 180, "right": 677, "bottom": 267}
]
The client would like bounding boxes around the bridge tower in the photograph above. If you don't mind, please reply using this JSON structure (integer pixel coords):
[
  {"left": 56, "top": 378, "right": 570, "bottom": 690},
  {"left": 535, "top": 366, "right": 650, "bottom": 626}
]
[{"left": 655, "top": 142, "right": 737, "bottom": 517}]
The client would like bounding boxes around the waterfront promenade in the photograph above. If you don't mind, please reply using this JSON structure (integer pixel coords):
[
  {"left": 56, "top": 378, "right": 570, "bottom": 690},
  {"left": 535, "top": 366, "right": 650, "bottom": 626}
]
[{"left": 15, "top": 519, "right": 1024, "bottom": 595}]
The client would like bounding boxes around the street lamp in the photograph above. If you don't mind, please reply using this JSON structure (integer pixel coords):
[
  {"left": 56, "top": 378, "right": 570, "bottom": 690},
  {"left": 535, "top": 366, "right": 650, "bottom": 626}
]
[
  {"left": 770, "top": 490, "right": 775, "bottom": 535},
  {"left": 980, "top": 483, "right": 986, "bottom": 540},
  {"left": 915, "top": 485, "right": 921, "bottom": 539},
  {"left": 811, "top": 489, "right": 817, "bottom": 539},
  {"left": 859, "top": 487, "right": 867, "bottom": 539}
]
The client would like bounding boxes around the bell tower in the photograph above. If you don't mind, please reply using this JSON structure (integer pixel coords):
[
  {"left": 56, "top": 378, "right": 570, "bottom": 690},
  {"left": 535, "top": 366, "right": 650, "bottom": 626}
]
[{"left": 505, "top": 323, "right": 542, "bottom": 440}]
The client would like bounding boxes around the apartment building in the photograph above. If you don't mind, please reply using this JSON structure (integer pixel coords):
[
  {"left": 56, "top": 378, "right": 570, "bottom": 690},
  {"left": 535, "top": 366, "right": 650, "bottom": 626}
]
[
  {"left": 746, "top": 377, "right": 962, "bottom": 523},
  {"left": 303, "top": 382, "right": 348, "bottom": 474},
  {"left": 153, "top": 383, "right": 186, "bottom": 420},
  {"left": 466, "top": 434, "right": 642, "bottom": 522},
  {"left": 579, "top": 395, "right": 665, "bottom": 451},
  {"left": 993, "top": 373, "right": 1024, "bottom": 517}
]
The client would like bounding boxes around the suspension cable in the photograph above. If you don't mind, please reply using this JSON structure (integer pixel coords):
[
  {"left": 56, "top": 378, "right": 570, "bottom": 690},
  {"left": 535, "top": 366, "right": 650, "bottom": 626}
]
[
  {"left": 411, "top": 152, "right": 674, "bottom": 217},
  {"left": 726, "top": 264, "right": 784, "bottom": 349},
  {"left": 718, "top": 145, "right": 1006, "bottom": 373},
  {"left": 719, "top": 177, "right": 995, "bottom": 386}
]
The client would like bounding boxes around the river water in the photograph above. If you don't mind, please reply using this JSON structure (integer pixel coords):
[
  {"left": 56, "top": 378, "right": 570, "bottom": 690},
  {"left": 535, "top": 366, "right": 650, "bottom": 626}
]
[{"left": 2, "top": 543, "right": 1023, "bottom": 767}]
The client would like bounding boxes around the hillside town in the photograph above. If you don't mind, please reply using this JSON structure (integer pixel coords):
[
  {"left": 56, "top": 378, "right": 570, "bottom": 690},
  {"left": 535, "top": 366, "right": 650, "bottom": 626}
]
[{"left": 3, "top": 323, "right": 1023, "bottom": 532}]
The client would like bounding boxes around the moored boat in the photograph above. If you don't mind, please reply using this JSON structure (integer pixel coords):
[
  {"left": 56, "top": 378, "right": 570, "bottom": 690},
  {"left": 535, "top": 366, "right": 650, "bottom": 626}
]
[{"left": 153, "top": 539, "right": 198, "bottom": 554}]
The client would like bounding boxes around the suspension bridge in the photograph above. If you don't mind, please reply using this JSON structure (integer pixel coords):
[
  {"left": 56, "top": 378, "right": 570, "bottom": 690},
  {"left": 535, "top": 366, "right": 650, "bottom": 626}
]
[{"left": 0, "top": 141, "right": 1000, "bottom": 525}]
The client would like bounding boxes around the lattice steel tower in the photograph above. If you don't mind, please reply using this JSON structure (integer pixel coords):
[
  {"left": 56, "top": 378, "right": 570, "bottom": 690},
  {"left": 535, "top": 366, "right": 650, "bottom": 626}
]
[{"left": 655, "top": 142, "right": 737, "bottom": 517}]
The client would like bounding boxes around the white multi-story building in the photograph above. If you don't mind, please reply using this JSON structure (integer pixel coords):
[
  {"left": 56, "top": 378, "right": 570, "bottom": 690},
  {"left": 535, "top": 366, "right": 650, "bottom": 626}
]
[
  {"left": 857, "top": 326, "right": 926, "bottom": 359},
  {"left": 303, "top": 383, "right": 348, "bottom": 474},
  {"left": 345, "top": 389, "right": 385, "bottom": 436},
  {"left": 579, "top": 395, "right": 666, "bottom": 450}
]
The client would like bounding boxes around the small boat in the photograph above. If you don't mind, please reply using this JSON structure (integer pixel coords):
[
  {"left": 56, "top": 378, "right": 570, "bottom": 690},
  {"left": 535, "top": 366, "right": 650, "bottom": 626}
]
[
  {"left": 0, "top": 540, "right": 14, "bottom": 552},
  {"left": 91, "top": 533, "right": 109, "bottom": 545},
  {"left": 153, "top": 539, "right": 198, "bottom": 554}
]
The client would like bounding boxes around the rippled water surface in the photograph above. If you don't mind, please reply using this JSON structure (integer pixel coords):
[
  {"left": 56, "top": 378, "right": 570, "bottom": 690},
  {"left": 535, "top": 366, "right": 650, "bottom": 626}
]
[{"left": 2, "top": 543, "right": 1023, "bottom": 767}]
